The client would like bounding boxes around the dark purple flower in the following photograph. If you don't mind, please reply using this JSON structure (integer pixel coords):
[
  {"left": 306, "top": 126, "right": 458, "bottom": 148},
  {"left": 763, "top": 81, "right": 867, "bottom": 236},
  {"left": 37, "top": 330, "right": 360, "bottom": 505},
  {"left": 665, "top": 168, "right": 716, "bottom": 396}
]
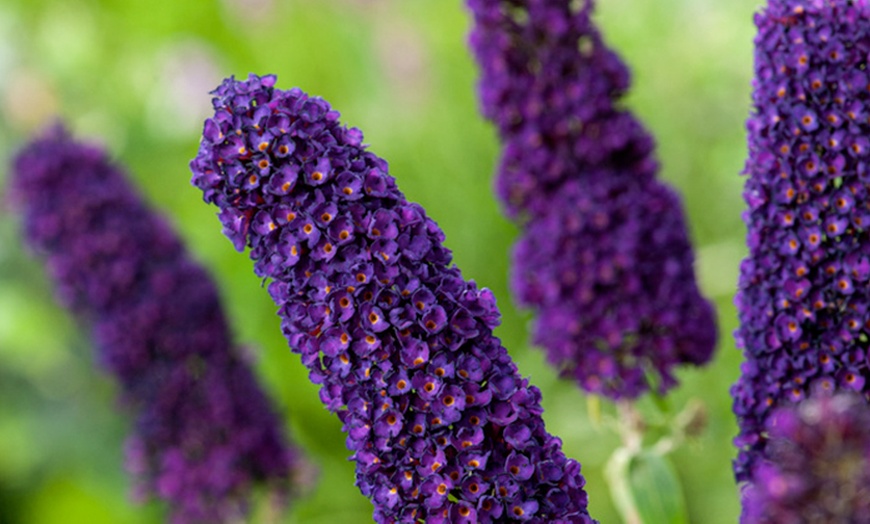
[
  {"left": 466, "top": 0, "right": 717, "bottom": 399},
  {"left": 10, "top": 126, "right": 304, "bottom": 524},
  {"left": 190, "top": 73, "right": 597, "bottom": 523},
  {"left": 733, "top": 0, "right": 870, "bottom": 481},
  {"left": 740, "top": 394, "right": 870, "bottom": 523}
]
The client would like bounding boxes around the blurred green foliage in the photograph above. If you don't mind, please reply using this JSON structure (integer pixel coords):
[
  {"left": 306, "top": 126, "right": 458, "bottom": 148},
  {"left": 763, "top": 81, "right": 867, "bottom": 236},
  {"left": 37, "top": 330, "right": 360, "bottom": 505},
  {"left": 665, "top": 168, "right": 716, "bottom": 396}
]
[{"left": 0, "top": 0, "right": 761, "bottom": 522}]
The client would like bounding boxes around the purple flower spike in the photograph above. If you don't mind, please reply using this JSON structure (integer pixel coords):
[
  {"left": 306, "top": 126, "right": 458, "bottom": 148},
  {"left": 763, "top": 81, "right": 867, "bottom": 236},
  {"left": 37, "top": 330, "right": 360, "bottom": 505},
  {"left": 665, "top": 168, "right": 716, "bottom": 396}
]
[
  {"left": 466, "top": 0, "right": 717, "bottom": 399},
  {"left": 733, "top": 0, "right": 870, "bottom": 481},
  {"left": 10, "top": 126, "right": 304, "bottom": 524},
  {"left": 190, "top": 73, "right": 597, "bottom": 523},
  {"left": 740, "top": 394, "right": 870, "bottom": 523}
]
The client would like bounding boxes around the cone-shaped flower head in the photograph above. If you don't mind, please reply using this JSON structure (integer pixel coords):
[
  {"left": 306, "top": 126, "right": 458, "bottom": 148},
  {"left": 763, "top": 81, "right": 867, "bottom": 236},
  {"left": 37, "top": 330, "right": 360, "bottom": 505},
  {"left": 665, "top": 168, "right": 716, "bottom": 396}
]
[
  {"left": 740, "top": 394, "right": 870, "bottom": 523},
  {"left": 10, "top": 126, "right": 302, "bottom": 524},
  {"left": 190, "top": 73, "right": 596, "bottom": 523},
  {"left": 733, "top": 0, "right": 870, "bottom": 480},
  {"left": 467, "top": 0, "right": 717, "bottom": 399}
]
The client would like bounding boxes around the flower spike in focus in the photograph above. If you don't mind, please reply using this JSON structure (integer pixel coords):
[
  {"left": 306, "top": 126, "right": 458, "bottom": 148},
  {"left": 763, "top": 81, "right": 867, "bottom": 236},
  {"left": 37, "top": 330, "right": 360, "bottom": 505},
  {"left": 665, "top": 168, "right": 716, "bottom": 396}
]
[
  {"left": 190, "top": 73, "right": 597, "bottom": 523},
  {"left": 733, "top": 0, "right": 870, "bottom": 482}
]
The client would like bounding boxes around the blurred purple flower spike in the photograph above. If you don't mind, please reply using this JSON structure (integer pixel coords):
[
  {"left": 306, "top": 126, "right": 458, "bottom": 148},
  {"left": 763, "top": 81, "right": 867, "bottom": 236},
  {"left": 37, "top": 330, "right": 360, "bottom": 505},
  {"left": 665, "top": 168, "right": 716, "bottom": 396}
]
[
  {"left": 10, "top": 125, "right": 304, "bottom": 524},
  {"left": 740, "top": 393, "right": 870, "bottom": 523},
  {"left": 467, "top": 0, "right": 717, "bottom": 399}
]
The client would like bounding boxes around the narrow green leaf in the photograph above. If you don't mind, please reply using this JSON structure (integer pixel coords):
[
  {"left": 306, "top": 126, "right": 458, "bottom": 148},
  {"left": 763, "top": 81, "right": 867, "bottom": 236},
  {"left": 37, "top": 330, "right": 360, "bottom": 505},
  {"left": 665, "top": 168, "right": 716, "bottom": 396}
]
[
  {"left": 628, "top": 451, "right": 689, "bottom": 524},
  {"left": 605, "top": 447, "right": 641, "bottom": 524},
  {"left": 605, "top": 448, "right": 689, "bottom": 524}
]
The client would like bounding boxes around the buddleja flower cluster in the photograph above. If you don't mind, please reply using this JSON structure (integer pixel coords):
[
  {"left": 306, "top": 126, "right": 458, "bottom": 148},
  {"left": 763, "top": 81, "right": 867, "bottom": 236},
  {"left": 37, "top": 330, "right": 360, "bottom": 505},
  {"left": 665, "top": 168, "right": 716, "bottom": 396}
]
[
  {"left": 733, "top": 0, "right": 870, "bottom": 480},
  {"left": 190, "top": 73, "right": 596, "bottom": 523},
  {"left": 10, "top": 127, "right": 300, "bottom": 524},
  {"left": 467, "top": 0, "right": 716, "bottom": 398},
  {"left": 740, "top": 394, "right": 870, "bottom": 523}
]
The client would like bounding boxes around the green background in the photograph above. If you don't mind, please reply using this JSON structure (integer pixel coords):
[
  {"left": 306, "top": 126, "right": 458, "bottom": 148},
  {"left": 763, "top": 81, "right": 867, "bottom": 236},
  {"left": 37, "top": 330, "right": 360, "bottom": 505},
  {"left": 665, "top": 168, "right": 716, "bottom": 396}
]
[{"left": 0, "top": 0, "right": 760, "bottom": 522}]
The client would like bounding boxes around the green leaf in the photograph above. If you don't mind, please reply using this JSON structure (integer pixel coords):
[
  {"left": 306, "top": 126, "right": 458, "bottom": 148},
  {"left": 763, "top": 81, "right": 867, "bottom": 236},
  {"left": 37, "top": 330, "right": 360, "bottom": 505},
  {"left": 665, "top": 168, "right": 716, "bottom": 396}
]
[
  {"left": 629, "top": 451, "right": 689, "bottom": 524},
  {"left": 605, "top": 448, "right": 689, "bottom": 524},
  {"left": 605, "top": 447, "right": 641, "bottom": 524}
]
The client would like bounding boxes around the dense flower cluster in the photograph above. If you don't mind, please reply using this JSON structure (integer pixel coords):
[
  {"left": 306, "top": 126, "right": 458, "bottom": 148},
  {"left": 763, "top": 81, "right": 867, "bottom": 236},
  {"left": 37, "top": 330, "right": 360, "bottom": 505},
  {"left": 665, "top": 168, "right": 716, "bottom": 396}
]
[
  {"left": 467, "top": 0, "right": 716, "bottom": 398},
  {"left": 10, "top": 127, "right": 300, "bottom": 524},
  {"left": 733, "top": 0, "right": 870, "bottom": 480},
  {"left": 190, "top": 73, "right": 597, "bottom": 523},
  {"left": 740, "top": 394, "right": 870, "bottom": 523}
]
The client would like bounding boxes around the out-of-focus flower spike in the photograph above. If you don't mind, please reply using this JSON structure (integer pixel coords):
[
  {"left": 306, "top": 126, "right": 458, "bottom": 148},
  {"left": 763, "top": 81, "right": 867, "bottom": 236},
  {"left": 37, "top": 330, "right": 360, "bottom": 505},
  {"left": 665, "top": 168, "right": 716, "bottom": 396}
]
[
  {"left": 9, "top": 124, "right": 306, "bottom": 524},
  {"left": 467, "top": 0, "right": 717, "bottom": 399},
  {"left": 740, "top": 393, "right": 870, "bottom": 523}
]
